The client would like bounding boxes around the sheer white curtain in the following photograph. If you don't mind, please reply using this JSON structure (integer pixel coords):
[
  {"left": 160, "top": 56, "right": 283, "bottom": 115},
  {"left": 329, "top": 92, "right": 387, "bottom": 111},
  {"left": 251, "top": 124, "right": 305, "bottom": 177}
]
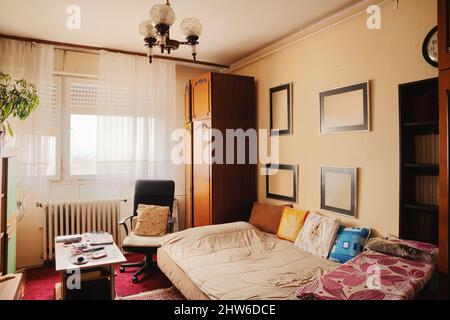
[
  {"left": 95, "top": 51, "right": 177, "bottom": 186},
  {"left": 0, "top": 39, "right": 55, "bottom": 195}
]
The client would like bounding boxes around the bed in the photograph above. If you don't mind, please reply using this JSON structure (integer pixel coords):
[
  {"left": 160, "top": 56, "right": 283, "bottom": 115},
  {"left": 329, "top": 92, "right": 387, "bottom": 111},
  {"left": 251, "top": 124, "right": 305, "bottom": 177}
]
[{"left": 157, "top": 221, "right": 339, "bottom": 300}]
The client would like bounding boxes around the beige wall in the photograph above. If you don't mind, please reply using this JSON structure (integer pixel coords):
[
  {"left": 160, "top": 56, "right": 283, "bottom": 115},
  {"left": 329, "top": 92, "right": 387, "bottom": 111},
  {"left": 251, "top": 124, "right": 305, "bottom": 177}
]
[
  {"left": 231, "top": 0, "right": 438, "bottom": 237},
  {"left": 16, "top": 51, "right": 209, "bottom": 268}
]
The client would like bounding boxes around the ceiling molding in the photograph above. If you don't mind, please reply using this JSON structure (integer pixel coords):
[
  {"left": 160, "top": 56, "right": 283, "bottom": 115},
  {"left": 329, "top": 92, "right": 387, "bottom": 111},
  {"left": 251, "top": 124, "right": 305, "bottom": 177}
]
[
  {"left": 226, "top": 0, "right": 389, "bottom": 73},
  {"left": 0, "top": 34, "right": 228, "bottom": 70}
]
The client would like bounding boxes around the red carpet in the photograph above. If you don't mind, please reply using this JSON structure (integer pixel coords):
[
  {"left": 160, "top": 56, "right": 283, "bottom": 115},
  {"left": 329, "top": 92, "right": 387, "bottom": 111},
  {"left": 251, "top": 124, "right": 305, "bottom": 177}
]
[{"left": 23, "top": 254, "right": 172, "bottom": 300}]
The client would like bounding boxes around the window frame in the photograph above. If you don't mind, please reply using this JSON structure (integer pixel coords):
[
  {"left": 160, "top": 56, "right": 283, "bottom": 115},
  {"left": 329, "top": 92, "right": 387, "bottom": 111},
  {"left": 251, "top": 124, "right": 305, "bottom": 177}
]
[{"left": 61, "top": 75, "right": 100, "bottom": 182}]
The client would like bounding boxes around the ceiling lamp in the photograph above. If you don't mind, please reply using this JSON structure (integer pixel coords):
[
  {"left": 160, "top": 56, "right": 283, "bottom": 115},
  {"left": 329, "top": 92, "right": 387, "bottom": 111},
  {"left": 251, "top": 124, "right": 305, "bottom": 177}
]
[{"left": 139, "top": 0, "right": 203, "bottom": 63}]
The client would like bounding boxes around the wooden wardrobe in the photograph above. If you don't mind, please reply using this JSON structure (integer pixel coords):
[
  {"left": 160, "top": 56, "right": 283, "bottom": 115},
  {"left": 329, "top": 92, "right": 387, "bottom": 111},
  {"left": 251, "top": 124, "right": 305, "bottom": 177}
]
[
  {"left": 439, "top": 0, "right": 450, "bottom": 298},
  {"left": 184, "top": 72, "right": 257, "bottom": 228}
]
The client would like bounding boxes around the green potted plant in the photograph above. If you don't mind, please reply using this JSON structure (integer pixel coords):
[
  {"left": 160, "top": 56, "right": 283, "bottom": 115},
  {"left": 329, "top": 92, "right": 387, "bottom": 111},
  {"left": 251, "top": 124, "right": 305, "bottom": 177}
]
[{"left": 0, "top": 72, "right": 39, "bottom": 142}]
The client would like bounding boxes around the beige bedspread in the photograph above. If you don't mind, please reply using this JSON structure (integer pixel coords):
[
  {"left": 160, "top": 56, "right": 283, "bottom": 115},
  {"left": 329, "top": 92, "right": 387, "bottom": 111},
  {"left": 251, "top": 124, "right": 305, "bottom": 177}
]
[{"left": 160, "top": 222, "right": 339, "bottom": 300}]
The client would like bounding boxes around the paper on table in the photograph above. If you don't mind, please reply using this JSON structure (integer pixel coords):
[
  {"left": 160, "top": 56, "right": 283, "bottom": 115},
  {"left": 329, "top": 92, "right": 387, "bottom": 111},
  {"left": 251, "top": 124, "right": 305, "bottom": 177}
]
[{"left": 87, "top": 232, "right": 114, "bottom": 245}]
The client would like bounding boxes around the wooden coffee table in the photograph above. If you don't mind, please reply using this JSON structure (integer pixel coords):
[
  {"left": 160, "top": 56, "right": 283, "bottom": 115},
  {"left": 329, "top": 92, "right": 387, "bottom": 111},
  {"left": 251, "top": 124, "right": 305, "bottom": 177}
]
[{"left": 55, "top": 236, "right": 126, "bottom": 300}]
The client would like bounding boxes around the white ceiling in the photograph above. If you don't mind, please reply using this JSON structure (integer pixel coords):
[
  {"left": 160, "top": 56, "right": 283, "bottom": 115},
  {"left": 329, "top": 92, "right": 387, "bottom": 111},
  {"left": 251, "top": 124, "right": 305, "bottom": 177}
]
[{"left": 0, "top": 0, "right": 360, "bottom": 66}]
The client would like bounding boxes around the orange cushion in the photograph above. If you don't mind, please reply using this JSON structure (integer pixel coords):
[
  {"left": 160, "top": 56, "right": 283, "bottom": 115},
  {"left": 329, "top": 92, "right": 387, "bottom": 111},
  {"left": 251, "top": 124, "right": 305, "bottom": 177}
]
[
  {"left": 277, "top": 208, "right": 309, "bottom": 242},
  {"left": 249, "top": 202, "right": 293, "bottom": 234}
]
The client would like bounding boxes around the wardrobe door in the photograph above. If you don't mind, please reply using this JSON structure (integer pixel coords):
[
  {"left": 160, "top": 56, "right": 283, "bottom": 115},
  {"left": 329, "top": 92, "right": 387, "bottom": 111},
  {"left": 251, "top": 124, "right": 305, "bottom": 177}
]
[
  {"left": 185, "top": 123, "right": 193, "bottom": 229},
  {"left": 439, "top": 0, "right": 450, "bottom": 70},
  {"left": 192, "top": 74, "right": 211, "bottom": 120},
  {"left": 193, "top": 119, "right": 211, "bottom": 227},
  {"left": 185, "top": 82, "right": 191, "bottom": 124}
]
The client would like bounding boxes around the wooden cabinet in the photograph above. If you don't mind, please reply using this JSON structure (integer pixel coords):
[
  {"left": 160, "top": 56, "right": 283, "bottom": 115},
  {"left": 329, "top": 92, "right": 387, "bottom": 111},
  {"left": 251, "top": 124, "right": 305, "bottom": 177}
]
[
  {"left": 0, "top": 160, "right": 4, "bottom": 276},
  {"left": 439, "top": 0, "right": 450, "bottom": 70},
  {"left": 439, "top": 69, "right": 449, "bottom": 296},
  {"left": 0, "top": 273, "right": 24, "bottom": 300},
  {"left": 439, "top": 0, "right": 450, "bottom": 298},
  {"left": 191, "top": 74, "right": 211, "bottom": 120},
  {"left": 0, "top": 157, "right": 16, "bottom": 275},
  {"left": 185, "top": 73, "right": 257, "bottom": 229}
]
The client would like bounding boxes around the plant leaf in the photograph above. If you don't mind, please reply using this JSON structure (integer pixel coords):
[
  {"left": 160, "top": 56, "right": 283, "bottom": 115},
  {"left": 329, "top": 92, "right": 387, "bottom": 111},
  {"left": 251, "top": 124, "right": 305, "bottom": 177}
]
[
  {"left": 7, "top": 121, "right": 14, "bottom": 137},
  {"left": 4, "top": 100, "right": 13, "bottom": 116}
]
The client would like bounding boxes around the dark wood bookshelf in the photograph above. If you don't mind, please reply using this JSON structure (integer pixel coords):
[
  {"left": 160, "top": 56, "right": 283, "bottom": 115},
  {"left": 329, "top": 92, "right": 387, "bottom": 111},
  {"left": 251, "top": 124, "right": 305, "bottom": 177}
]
[{"left": 399, "top": 78, "right": 439, "bottom": 245}]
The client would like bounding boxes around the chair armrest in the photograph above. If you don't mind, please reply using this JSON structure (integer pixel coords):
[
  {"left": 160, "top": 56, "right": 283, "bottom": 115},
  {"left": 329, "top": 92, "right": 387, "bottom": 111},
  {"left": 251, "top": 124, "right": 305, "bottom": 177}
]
[{"left": 119, "top": 215, "right": 136, "bottom": 236}]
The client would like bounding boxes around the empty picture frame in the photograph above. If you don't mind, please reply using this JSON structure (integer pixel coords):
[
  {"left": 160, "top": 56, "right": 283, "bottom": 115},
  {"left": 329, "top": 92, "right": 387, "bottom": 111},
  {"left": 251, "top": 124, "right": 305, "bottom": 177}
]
[
  {"left": 321, "top": 166, "right": 357, "bottom": 218},
  {"left": 320, "top": 81, "right": 370, "bottom": 134},
  {"left": 270, "top": 84, "right": 292, "bottom": 136},
  {"left": 266, "top": 164, "right": 298, "bottom": 202}
]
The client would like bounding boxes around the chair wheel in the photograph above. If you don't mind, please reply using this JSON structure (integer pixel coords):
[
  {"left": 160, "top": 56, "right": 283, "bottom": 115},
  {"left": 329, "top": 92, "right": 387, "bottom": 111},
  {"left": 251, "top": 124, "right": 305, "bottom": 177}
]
[
  {"left": 132, "top": 276, "right": 139, "bottom": 284},
  {"left": 119, "top": 266, "right": 125, "bottom": 273}
]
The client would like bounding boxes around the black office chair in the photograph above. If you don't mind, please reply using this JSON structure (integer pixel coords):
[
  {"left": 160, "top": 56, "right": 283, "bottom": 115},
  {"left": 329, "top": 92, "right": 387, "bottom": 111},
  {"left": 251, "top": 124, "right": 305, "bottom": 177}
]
[{"left": 119, "top": 180, "right": 175, "bottom": 283}]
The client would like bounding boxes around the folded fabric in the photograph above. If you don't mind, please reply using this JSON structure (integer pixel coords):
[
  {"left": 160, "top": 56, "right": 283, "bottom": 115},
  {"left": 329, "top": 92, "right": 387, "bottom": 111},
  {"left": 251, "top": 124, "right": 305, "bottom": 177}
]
[
  {"left": 296, "top": 249, "right": 436, "bottom": 300},
  {"left": 134, "top": 204, "right": 169, "bottom": 237},
  {"left": 277, "top": 208, "right": 309, "bottom": 242},
  {"left": 365, "top": 238, "right": 439, "bottom": 264},
  {"left": 329, "top": 227, "right": 371, "bottom": 263},
  {"left": 294, "top": 212, "right": 340, "bottom": 258}
]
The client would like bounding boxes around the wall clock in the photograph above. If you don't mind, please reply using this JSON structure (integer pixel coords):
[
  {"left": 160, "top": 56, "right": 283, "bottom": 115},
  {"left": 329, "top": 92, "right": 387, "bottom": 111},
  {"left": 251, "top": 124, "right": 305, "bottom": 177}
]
[{"left": 422, "top": 26, "right": 438, "bottom": 68}]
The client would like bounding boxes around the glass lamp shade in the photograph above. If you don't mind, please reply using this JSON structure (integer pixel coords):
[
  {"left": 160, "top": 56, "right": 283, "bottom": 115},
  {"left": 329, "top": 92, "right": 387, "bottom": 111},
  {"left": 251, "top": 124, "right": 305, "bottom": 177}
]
[
  {"left": 150, "top": 4, "right": 176, "bottom": 27},
  {"left": 180, "top": 18, "right": 203, "bottom": 38},
  {"left": 139, "top": 20, "right": 157, "bottom": 38}
]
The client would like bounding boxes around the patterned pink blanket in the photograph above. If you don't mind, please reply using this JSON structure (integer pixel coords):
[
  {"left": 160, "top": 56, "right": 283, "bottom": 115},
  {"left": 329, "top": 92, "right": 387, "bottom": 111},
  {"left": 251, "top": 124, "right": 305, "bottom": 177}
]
[{"left": 296, "top": 241, "right": 438, "bottom": 300}]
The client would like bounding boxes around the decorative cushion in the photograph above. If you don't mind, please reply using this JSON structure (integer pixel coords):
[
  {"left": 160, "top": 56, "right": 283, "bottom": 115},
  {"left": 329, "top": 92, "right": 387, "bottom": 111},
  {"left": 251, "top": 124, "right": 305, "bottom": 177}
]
[
  {"left": 133, "top": 204, "right": 169, "bottom": 237},
  {"left": 123, "top": 232, "right": 165, "bottom": 248},
  {"left": 249, "top": 202, "right": 293, "bottom": 234},
  {"left": 294, "top": 212, "right": 340, "bottom": 258},
  {"left": 277, "top": 208, "right": 309, "bottom": 242},
  {"left": 329, "top": 227, "right": 371, "bottom": 263}
]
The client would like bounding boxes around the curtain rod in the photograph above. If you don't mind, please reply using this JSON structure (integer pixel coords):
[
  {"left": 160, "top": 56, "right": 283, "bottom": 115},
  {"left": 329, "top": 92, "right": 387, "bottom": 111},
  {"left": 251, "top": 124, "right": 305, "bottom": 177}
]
[{"left": 0, "top": 34, "right": 229, "bottom": 69}]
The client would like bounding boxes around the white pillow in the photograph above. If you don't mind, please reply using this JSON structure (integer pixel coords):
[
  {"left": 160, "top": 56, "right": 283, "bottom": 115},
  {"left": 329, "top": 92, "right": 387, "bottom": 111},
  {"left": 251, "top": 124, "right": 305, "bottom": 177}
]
[{"left": 294, "top": 212, "right": 340, "bottom": 258}]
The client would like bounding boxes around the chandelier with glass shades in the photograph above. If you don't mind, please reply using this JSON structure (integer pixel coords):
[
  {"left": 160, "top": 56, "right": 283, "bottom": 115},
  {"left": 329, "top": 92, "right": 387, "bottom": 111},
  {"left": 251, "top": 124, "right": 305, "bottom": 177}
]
[{"left": 139, "top": 0, "right": 203, "bottom": 63}]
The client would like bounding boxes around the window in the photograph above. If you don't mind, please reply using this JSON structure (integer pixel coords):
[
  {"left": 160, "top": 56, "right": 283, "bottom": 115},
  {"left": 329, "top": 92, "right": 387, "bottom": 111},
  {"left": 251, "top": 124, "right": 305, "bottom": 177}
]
[
  {"left": 50, "top": 76, "right": 155, "bottom": 181},
  {"left": 70, "top": 114, "right": 97, "bottom": 176}
]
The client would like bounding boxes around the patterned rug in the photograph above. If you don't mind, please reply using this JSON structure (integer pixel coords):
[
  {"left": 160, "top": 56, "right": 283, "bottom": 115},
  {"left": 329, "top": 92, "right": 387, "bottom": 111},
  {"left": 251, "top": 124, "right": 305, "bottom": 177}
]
[{"left": 117, "top": 286, "right": 186, "bottom": 300}]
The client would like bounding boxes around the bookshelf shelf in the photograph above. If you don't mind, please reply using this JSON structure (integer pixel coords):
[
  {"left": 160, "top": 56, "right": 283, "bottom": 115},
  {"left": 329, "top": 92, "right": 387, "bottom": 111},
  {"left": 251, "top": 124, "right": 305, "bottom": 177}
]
[
  {"left": 399, "top": 78, "right": 439, "bottom": 245},
  {"left": 404, "top": 163, "right": 438, "bottom": 168},
  {"left": 403, "top": 163, "right": 439, "bottom": 174},
  {"left": 403, "top": 121, "right": 439, "bottom": 127},
  {"left": 404, "top": 204, "right": 439, "bottom": 213}
]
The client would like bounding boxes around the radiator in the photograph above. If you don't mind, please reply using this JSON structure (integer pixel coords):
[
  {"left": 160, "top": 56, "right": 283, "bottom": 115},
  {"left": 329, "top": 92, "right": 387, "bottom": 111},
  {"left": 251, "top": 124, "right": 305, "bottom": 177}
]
[{"left": 40, "top": 199, "right": 121, "bottom": 261}]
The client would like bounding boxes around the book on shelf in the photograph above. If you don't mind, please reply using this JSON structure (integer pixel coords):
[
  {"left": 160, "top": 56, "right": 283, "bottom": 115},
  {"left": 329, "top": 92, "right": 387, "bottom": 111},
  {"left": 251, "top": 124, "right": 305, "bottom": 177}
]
[
  {"left": 415, "top": 175, "right": 439, "bottom": 206},
  {"left": 415, "top": 133, "right": 439, "bottom": 165}
]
